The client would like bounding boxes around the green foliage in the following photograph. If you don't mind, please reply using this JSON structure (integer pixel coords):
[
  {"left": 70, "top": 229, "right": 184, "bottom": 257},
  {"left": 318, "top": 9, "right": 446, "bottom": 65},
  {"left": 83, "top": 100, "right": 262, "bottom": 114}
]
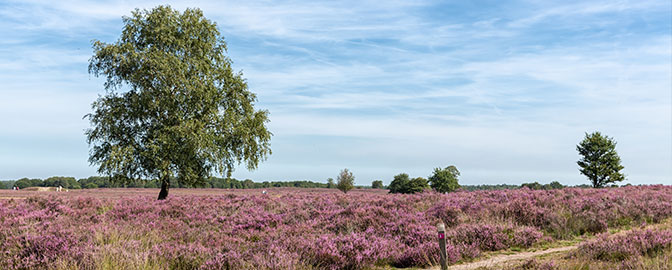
[
  {"left": 86, "top": 6, "right": 271, "bottom": 199},
  {"left": 14, "top": 178, "right": 42, "bottom": 189},
  {"left": 520, "top": 182, "right": 543, "bottom": 190},
  {"left": 520, "top": 181, "right": 565, "bottom": 190},
  {"left": 371, "top": 180, "right": 384, "bottom": 189},
  {"left": 388, "top": 173, "right": 409, "bottom": 194},
  {"left": 548, "top": 181, "right": 564, "bottom": 189},
  {"left": 84, "top": 183, "right": 98, "bottom": 189},
  {"left": 408, "top": 177, "right": 429, "bottom": 193},
  {"left": 326, "top": 178, "right": 335, "bottom": 189},
  {"left": 44, "top": 176, "right": 81, "bottom": 189},
  {"left": 428, "top": 165, "right": 460, "bottom": 193},
  {"left": 144, "top": 180, "right": 159, "bottom": 188},
  {"left": 388, "top": 173, "right": 428, "bottom": 194},
  {"left": 0, "top": 181, "right": 14, "bottom": 189},
  {"left": 336, "top": 168, "right": 355, "bottom": 194},
  {"left": 577, "top": 132, "right": 625, "bottom": 188},
  {"left": 0, "top": 181, "right": 5, "bottom": 189}
]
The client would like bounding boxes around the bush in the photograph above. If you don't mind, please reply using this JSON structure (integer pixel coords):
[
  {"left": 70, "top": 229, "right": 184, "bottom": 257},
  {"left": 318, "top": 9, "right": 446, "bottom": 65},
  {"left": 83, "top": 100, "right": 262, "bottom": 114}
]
[
  {"left": 521, "top": 182, "right": 543, "bottom": 190},
  {"left": 389, "top": 174, "right": 428, "bottom": 194},
  {"left": 408, "top": 177, "right": 429, "bottom": 194},
  {"left": 388, "top": 173, "right": 409, "bottom": 194},
  {"left": 84, "top": 183, "right": 98, "bottom": 189},
  {"left": 14, "top": 178, "right": 42, "bottom": 189},
  {"left": 371, "top": 180, "right": 384, "bottom": 189},
  {"left": 429, "top": 166, "right": 460, "bottom": 193},
  {"left": 336, "top": 169, "right": 354, "bottom": 194},
  {"left": 548, "top": 181, "right": 563, "bottom": 189},
  {"left": 577, "top": 229, "right": 672, "bottom": 261}
]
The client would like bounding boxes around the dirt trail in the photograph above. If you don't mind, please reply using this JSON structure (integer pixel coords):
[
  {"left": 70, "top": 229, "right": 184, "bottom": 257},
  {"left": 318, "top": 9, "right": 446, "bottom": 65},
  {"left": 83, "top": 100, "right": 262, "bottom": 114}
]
[
  {"left": 427, "top": 245, "right": 577, "bottom": 270},
  {"left": 425, "top": 220, "right": 672, "bottom": 270}
]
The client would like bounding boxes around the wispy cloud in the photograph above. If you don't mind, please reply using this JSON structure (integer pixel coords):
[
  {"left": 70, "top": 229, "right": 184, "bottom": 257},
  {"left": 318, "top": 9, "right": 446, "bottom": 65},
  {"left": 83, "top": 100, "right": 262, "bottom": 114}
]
[{"left": 0, "top": 0, "right": 669, "bottom": 185}]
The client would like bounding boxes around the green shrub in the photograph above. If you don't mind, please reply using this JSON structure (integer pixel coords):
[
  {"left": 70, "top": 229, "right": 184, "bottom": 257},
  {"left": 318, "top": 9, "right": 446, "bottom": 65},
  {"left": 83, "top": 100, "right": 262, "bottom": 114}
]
[
  {"left": 428, "top": 166, "right": 460, "bottom": 193},
  {"left": 371, "top": 180, "right": 384, "bottom": 189}
]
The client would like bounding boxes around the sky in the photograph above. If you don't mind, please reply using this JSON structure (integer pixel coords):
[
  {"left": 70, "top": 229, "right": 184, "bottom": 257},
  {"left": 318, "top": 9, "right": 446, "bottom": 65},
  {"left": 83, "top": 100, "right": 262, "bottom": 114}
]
[{"left": 0, "top": 0, "right": 670, "bottom": 186}]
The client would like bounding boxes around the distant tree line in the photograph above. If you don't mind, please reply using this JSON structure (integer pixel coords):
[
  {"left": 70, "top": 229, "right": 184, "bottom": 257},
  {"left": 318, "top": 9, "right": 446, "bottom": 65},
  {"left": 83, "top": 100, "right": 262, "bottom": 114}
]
[
  {"left": 0, "top": 177, "right": 625, "bottom": 191},
  {"left": 0, "top": 176, "right": 337, "bottom": 190}
]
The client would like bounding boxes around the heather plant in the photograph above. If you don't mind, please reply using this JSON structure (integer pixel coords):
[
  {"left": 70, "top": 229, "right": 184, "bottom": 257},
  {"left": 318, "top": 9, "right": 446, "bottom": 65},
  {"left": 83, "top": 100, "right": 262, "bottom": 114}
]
[
  {"left": 576, "top": 228, "right": 672, "bottom": 261},
  {"left": 0, "top": 186, "right": 671, "bottom": 269}
]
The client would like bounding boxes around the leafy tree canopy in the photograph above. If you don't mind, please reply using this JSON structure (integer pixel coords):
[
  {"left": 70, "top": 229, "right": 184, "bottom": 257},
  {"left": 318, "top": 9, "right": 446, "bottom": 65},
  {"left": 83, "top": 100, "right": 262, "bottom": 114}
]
[
  {"left": 577, "top": 131, "right": 625, "bottom": 188},
  {"left": 86, "top": 6, "right": 271, "bottom": 200}
]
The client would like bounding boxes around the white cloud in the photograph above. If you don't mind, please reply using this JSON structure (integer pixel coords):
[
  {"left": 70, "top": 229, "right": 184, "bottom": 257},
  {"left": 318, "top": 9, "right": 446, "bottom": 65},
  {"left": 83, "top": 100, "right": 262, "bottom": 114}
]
[{"left": 0, "top": 0, "right": 669, "bottom": 184}]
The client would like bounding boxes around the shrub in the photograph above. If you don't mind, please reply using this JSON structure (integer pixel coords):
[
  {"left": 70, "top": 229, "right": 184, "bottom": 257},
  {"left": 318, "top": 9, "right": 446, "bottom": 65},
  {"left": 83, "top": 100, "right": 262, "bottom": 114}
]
[
  {"left": 388, "top": 173, "right": 410, "bottom": 194},
  {"left": 371, "top": 180, "right": 384, "bottom": 189},
  {"left": 408, "top": 177, "right": 429, "bottom": 194},
  {"left": 576, "top": 229, "right": 672, "bottom": 261},
  {"left": 84, "top": 183, "right": 98, "bottom": 189},
  {"left": 389, "top": 174, "right": 428, "bottom": 194},
  {"left": 429, "top": 166, "right": 460, "bottom": 193}
]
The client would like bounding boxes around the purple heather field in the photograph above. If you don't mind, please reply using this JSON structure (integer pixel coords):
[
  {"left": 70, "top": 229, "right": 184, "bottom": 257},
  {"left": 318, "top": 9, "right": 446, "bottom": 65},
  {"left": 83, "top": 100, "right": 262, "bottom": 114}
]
[{"left": 1, "top": 186, "right": 672, "bottom": 269}]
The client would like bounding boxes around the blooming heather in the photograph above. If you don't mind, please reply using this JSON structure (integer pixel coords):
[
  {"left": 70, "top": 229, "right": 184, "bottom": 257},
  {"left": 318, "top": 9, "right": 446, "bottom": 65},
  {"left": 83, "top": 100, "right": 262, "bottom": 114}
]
[
  {"left": 0, "top": 186, "right": 671, "bottom": 269},
  {"left": 577, "top": 228, "right": 672, "bottom": 261}
]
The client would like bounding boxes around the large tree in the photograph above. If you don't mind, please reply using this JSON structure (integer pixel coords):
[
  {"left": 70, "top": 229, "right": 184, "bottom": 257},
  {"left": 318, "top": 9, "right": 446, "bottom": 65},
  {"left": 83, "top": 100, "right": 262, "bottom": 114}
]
[
  {"left": 86, "top": 6, "right": 272, "bottom": 200},
  {"left": 576, "top": 131, "right": 625, "bottom": 188}
]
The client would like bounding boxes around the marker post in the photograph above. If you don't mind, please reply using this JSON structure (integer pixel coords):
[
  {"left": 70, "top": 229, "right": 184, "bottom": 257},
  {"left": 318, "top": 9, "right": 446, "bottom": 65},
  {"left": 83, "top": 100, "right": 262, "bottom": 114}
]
[{"left": 437, "top": 222, "right": 447, "bottom": 270}]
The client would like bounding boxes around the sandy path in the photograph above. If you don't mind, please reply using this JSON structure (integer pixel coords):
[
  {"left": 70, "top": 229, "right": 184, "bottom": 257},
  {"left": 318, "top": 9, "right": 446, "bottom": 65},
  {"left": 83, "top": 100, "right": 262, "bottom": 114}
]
[
  {"left": 426, "top": 245, "right": 577, "bottom": 270},
  {"left": 426, "top": 221, "right": 671, "bottom": 270}
]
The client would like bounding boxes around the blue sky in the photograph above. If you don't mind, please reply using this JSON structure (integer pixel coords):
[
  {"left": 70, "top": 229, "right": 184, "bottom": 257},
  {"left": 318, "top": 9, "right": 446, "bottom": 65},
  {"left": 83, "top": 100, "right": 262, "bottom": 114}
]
[{"left": 0, "top": 0, "right": 670, "bottom": 186}]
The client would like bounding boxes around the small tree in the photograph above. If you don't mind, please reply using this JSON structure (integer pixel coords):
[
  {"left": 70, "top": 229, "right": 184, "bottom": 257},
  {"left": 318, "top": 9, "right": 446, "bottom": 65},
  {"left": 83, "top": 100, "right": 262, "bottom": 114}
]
[
  {"left": 577, "top": 131, "right": 625, "bottom": 188},
  {"left": 336, "top": 168, "right": 354, "bottom": 193},
  {"left": 428, "top": 165, "right": 460, "bottom": 193},
  {"left": 327, "top": 178, "right": 335, "bottom": 188},
  {"left": 371, "top": 180, "right": 384, "bottom": 189}
]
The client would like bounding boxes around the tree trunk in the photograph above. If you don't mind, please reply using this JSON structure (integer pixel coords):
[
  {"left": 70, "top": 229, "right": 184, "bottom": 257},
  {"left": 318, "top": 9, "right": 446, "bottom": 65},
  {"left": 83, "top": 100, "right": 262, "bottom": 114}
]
[{"left": 158, "top": 177, "right": 170, "bottom": 200}]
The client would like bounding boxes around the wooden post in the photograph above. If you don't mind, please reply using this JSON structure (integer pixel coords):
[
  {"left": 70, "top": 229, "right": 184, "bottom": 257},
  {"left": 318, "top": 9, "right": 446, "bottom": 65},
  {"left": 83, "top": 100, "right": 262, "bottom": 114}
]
[{"left": 437, "top": 222, "right": 448, "bottom": 270}]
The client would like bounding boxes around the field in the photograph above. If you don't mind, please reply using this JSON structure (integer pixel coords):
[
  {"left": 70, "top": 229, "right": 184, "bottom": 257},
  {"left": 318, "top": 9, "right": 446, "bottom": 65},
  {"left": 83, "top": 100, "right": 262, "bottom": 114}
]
[{"left": 1, "top": 186, "right": 672, "bottom": 270}]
